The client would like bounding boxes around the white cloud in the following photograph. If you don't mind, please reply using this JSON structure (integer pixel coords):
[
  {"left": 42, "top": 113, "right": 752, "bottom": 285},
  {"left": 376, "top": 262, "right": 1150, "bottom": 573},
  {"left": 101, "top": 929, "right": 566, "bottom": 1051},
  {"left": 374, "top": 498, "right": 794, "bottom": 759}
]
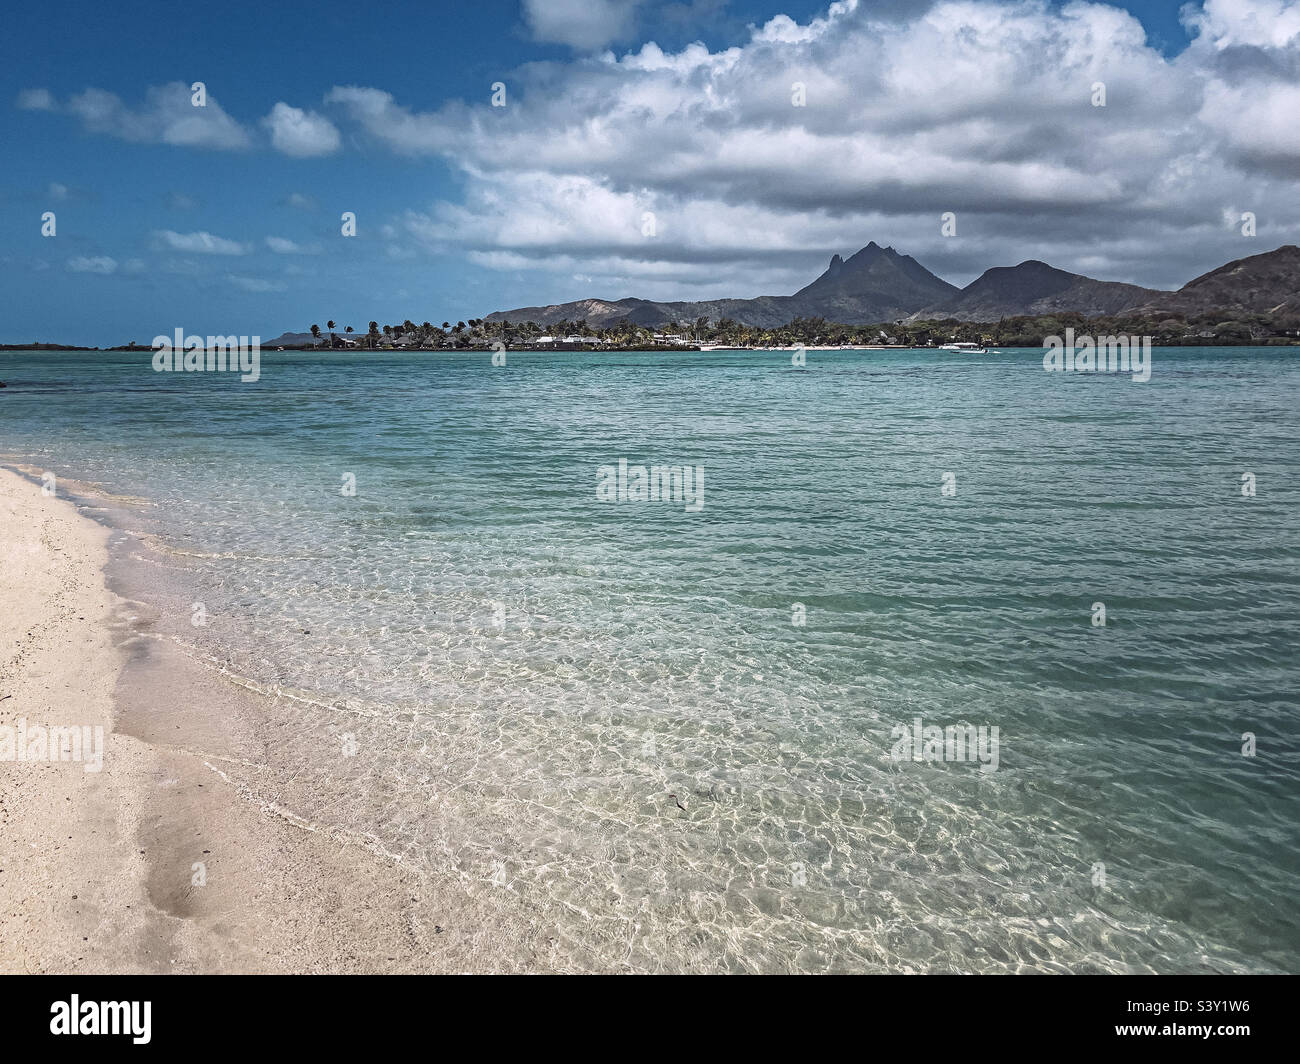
[
  {"left": 1198, "top": 79, "right": 1300, "bottom": 160},
  {"left": 17, "top": 88, "right": 55, "bottom": 111},
  {"left": 1186, "top": 0, "right": 1300, "bottom": 49},
  {"left": 61, "top": 82, "right": 251, "bottom": 149},
  {"left": 153, "top": 230, "right": 249, "bottom": 255},
  {"left": 332, "top": 0, "right": 1300, "bottom": 292},
  {"left": 284, "top": 192, "right": 316, "bottom": 209},
  {"left": 324, "top": 86, "right": 448, "bottom": 154},
  {"left": 26, "top": 84, "right": 341, "bottom": 156},
  {"left": 265, "top": 236, "right": 318, "bottom": 254},
  {"left": 67, "top": 256, "right": 118, "bottom": 274},
  {"left": 1185, "top": 0, "right": 1300, "bottom": 170},
  {"left": 19, "top": 1, "right": 1300, "bottom": 301},
  {"left": 263, "top": 102, "right": 341, "bottom": 157},
  {"left": 48, "top": 182, "right": 69, "bottom": 201},
  {"left": 522, "top": 0, "right": 643, "bottom": 50}
]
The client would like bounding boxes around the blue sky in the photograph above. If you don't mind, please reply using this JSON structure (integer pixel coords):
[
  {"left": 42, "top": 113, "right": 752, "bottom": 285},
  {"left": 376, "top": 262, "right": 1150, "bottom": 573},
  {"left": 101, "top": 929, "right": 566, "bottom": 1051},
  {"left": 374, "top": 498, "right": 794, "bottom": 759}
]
[{"left": 4, "top": 0, "right": 1297, "bottom": 344}]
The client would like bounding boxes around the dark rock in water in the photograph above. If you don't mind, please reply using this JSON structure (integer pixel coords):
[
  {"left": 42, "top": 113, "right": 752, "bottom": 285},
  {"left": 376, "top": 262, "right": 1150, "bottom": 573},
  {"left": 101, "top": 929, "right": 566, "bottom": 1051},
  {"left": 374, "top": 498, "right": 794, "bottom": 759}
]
[{"left": 0, "top": 381, "right": 7, "bottom": 388}]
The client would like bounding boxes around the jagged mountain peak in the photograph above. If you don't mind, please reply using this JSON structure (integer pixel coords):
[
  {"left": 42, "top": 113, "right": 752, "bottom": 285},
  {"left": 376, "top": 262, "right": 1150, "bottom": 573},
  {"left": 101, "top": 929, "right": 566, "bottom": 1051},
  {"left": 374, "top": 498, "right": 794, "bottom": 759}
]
[
  {"left": 484, "top": 244, "right": 1297, "bottom": 329},
  {"left": 794, "top": 242, "right": 957, "bottom": 305}
]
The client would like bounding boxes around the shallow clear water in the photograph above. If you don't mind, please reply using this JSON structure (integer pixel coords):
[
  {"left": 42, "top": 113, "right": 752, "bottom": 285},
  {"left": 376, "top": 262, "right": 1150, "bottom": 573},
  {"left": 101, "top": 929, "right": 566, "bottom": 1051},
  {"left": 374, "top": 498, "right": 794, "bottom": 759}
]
[{"left": 2, "top": 346, "right": 1297, "bottom": 972}]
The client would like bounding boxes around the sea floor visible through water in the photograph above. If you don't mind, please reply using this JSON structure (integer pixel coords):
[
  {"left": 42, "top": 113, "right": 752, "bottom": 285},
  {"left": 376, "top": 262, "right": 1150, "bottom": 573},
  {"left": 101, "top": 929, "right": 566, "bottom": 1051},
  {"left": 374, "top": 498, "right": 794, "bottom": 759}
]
[{"left": 1, "top": 345, "right": 1296, "bottom": 972}]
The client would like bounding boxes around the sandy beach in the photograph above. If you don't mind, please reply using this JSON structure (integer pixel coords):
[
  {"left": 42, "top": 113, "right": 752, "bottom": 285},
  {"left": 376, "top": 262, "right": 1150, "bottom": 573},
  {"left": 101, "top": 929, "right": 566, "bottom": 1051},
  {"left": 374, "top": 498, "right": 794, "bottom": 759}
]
[
  {"left": 0, "top": 466, "right": 550, "bottom": 973},
  {"left": 0, "top": 466, "right": 161, "bottom": 971}
]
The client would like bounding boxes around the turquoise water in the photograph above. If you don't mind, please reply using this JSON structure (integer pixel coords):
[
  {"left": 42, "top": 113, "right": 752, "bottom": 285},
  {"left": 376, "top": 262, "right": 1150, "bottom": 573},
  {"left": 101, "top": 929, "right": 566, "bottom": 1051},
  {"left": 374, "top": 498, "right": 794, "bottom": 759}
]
[{"left": 2, "top": 346, "right": 1297, "bottom": 972}]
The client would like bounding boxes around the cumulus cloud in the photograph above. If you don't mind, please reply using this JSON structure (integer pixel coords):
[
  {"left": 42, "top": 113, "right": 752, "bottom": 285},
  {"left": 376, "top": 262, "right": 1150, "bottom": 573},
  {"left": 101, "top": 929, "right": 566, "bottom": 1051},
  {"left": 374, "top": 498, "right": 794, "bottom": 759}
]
[
  {"left": 1185, "top": 0, "right": 1300, "bottom": 173},
  {"left": 1198, "top": 79, "right": 1300, "bottom": 163},
  {"left": 324, "top": 86, "right": 449, "bottom": 153},
  {"left": 22, "top": 1, "right": 1300, "bottom": 299},
  {"left": 52, "top": 82, "right": 252, "bottom": 149},
  {"left": 331, "top": 0, "right": 1300, "bottom": 292},
  {"left": 153, "top": 230, "right": 249, "bottom": 255},
  {"left": 1185, "top": 0, "right": 1300, "bottom": 49},
  {"left": 26, "top": 83, "right": 341, "bottom": 156},
  {"left": 263, "top": 102, "right": 341, "bottom": 157}
]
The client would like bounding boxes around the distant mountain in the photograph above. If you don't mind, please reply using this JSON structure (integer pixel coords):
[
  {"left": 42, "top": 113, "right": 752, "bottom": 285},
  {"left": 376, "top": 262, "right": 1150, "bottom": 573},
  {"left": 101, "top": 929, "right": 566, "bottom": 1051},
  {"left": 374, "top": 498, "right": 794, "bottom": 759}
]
[
  {"left": 485, "top": 242, "right": 958, "bottom": 328},
  {"left": 912, "top": 260, "right": 1164, "bottom": 322},
  {"left": 483, "top": 295, "right": 798, "bottom": 330},
  {"left": 1122, "top": 245, "right": 1300, "bottom": 317},
  {"left": 264, "top": 330, "right": 328, "bottom": 346},
  {"left": 476, "top": 242, "right": 1300, "bottom": 329},
  {"left": 789, "top": 242, "right": 959, "bottom": 321}
]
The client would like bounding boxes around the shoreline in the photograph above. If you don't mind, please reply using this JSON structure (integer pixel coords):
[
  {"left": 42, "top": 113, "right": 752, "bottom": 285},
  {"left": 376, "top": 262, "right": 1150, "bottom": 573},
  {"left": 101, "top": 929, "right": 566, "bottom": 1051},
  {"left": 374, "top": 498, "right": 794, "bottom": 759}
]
[
  {"left": 0, "top": 465, "right": 170, "bottom": 971},
  {"left": 6, "top": 340, "right": 1299, "bottom": 359},
  {"left": 2, "top": 337, "right": 1293, "bottom": 971},
  {"left": 0, "top": 465, "right": 554, "bottom": 973}
]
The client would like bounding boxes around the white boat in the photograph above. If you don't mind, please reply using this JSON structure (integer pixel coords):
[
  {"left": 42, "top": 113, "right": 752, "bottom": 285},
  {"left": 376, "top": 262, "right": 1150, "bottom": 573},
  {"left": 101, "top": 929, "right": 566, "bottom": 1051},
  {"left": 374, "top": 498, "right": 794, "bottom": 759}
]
[{"left": 938, "top": 342, "right": 989, "bottom": 354}]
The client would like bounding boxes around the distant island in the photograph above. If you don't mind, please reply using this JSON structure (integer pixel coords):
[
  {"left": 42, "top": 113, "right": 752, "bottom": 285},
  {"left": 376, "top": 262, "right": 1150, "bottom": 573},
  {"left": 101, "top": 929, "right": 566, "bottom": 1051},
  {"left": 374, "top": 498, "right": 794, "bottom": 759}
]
[
  {"left": 6, "top": 245, "right": 1298, "bottom": 352},
  {"left": 0, "top": 342, "right": 101, "bottom": 351},
  {"left": 474, "top": 243, "right": 1300, "bottom": 348},
  {"left": 486, "top": 242, "right": 1300, "bottom": 330}
]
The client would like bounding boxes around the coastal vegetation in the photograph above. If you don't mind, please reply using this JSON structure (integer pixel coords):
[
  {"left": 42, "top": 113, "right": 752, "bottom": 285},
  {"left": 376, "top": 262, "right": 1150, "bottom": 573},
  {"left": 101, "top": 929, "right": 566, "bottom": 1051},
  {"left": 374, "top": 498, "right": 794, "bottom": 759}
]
[
  {"left": 294, "top": 307, "right": 1300, "bottom": 351},
  {"left": 7, "top": 308, "right": 1297, "bottom": 354}
]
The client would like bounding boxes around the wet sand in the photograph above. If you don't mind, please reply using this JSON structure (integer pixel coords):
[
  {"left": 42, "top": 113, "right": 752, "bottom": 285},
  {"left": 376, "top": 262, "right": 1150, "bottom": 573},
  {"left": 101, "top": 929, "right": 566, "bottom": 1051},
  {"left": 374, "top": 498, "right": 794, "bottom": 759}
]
[{"left": 0, "top": 465, "right": 556, "bottom": 973}]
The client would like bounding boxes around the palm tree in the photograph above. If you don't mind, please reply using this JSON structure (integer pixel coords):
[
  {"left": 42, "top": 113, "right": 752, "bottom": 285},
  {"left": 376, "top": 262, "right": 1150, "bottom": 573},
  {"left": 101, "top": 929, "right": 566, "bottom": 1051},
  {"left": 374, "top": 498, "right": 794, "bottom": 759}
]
[
  {"left": 327, "top": 320, "right": 336, "bottom": 345},
  {"left": 310, "top": 324, "right": 321, "bottom": 347},
  {"left": 368, "top": 321, "right": 379, "bottom": 350}
]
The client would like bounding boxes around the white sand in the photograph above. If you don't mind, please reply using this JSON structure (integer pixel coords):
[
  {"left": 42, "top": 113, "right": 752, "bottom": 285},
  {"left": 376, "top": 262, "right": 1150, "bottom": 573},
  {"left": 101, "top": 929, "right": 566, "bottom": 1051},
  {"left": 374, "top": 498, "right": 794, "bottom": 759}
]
[
  {"left": 0, "top": 466, "right": 170, "bottom": 971},
  {"left": 0, "top": 467, "right": 552, "bottom": 973}
]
